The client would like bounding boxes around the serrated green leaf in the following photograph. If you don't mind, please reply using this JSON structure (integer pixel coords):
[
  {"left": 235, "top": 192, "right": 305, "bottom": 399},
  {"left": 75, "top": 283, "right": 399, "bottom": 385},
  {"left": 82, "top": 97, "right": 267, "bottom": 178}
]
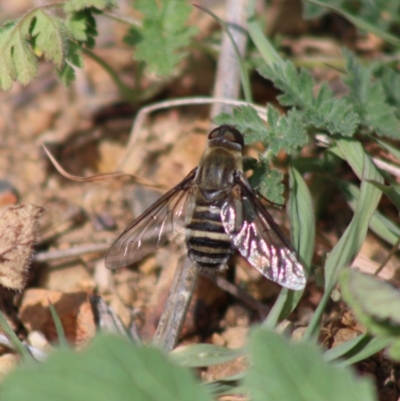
[
  {"left": 0, "top": 24, "right": 15, "bottom": 90},
  {"left": 64, "top": 0, "right": 117, "bottom": 13},
  {"left": 265, "top": 105, "right": 308, "bottom": 153},
  {"left": 249, "top": 160, "right": 284, "bottom": 205},
  {"left": 0, "top": 8, "right": 74, "bottom": 89},
  {"left": 213, "top": 106, "right": 268, "bottom": 144},
  {"left": 65, "top": 9, "right": 98, "bottom": 48},
  {"left": 259, "top": 61, "right": 359, "bottom": 136},
  {"left": 132, "top": 0, "right": 197, "bottom": 77},
  {"left": 1, "top": 335, "right": 212, "bottom": 401},
  {"left": 8, "top": 31, "right": 38, "bottom": 85},
  {"left": 341, "top": 269, "right": 400, "bottom": 335},
  {"left": 29, "top": 9, "right": 65, "bottom": 66},
  {"left": 214, "top": 105, "right": 308, "bottom": 155},
  {"left": 343, "top": 49, "right": 400, "bottom": 139},
  {"left": 55, "top": 40, "right": 84, "bottom": 86},
  {"left": 379, "top": 67, "right": 400, "bottom": 118},
  {"left": 170, "top": 344, "right": 247, "bottom": 368},
  {"left": 244, "top": 328, "right": 377, "bottom": 401},
  {"left": 123, "top": 27, "right": 142, "bottom": 46}
]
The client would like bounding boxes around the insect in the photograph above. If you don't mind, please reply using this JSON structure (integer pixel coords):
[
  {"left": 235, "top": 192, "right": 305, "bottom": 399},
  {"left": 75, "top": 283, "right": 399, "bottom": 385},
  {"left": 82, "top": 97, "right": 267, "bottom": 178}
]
[{"left": 105, "top": 125, "right": 306, "bottom": 290}]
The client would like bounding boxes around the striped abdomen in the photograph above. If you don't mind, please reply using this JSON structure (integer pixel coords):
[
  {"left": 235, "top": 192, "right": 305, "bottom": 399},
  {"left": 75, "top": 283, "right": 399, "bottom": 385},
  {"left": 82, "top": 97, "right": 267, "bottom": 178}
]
[{"left": 186, "top": 199, "right": 233, "bottom": 269}]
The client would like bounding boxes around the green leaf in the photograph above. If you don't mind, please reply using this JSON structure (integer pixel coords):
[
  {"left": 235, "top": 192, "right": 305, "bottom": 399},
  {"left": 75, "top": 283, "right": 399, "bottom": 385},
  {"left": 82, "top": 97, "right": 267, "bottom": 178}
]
[
  {"left": 0, "top": 8, "right": 74, "bottom": 89},
  {"left": 339, "top": 180, "right": 400, "bottom": 245},
  {"left": 379, "top": 67, "right": 400, "bottom": 118},
  {"left": 340, "top": 269, "right": 400, "bottom": 361},
  {"left": 324, "top": 140, "right": 383, "bottom": 288},
  {"left": 265, "top": 105, "right": 308, "bottom": 153},
  {"left": 264, "top": 167, "right": 314, "bottom": 327},
  {"left": 29, "top": 9, "right": 65, "bottom": 66},
  {"left": 304, "top": 139, "right": 383, "bottom": 340},
  {"left": 65, "top": 9, "right": 98, "bottom": 48},
  {"left": 246, "top": 1, "right": 283, "bottom": 65},
  {"left": 0, "top": 24, "right": 18, "bottom": 90},
  {"left": 132, "top": 0, "right": 197, "bottom": 77},
  {"left": 303, "top": 0, "right": 343, "bottom": 19},
  {"left": 243, "top": 328, "right": 377, "bottom": 401},
  {"left": 0, "top": 312, "right": 34, "bottom": 365},
  {"left": 342, "top": 49, "right": 400, "bottom": 139},
  {"left": 64, "top": 0, "right": 117, "bottom": 13},
  {"left": 303, "top": 0, "right": 400, "bottom": 47},
  {"left": 214, "top": 105, "right": 306, "bottom": 205},
  {"left": 213, "top": 105, "right": 269, "bottom": 144},
  {"left": 48, "top": 303, "right": 69, "bottom": 350},
  {"left": 1, "top": 22, "right": 38, "bottom": 87},
  {"left": 56, "top": 40, "right": 84, "bottom": 87},
  {"left": 341, "top": 270, "right": 400, "bottom": 335},
  {"left": 259, "top": 61, "right": 359, "bottom": 136},
  {"left": 214, "top": 105, "right": 308, "bottom": 154},
  {"left": 323, "top": 333, "right": 393, "bottom": 365},
  {"left": 170, "top": 344, "right": 247, "bottom": 368},
  {"left": 375, "top": 137, "right": 400, "bottom": 160},
  {"left": 249, "top": 160, "right": 284, "bottom": 205},
  {"left": 369, "top": 181, "right": 400, "bottom": 214},
  {"left": 0, "top": 335, "right": 212, "bottom": 401}
]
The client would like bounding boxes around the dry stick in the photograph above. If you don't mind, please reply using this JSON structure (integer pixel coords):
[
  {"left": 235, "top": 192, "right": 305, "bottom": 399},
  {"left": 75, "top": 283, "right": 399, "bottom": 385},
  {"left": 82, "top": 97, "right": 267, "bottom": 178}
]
[
  {"left": 201, "top": 271, "right": 270, "bottom": 318},
  {"left": 153, "top": 0, "right": 248, "bottom": 352},
  {"left": 153, "top": 257, "right": 199, "bottom": 351},
  {"left": 34, "top": 243, "right": 110, "bottom": 262},
  {"left": 373, "top": 236, "right": 400, "bottom": 276}
]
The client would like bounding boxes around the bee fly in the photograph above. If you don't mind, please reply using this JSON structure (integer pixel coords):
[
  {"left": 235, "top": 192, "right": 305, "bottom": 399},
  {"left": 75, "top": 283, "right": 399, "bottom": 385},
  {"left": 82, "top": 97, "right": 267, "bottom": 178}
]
[{"left": 105, "top": 125, "right": 306, "bottom": 290}]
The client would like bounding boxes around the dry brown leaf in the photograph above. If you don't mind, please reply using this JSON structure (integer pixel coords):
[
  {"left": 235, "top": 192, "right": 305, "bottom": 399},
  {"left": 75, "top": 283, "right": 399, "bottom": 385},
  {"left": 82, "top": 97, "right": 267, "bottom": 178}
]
[
  {"left": 0, "top": 204, "right": 44, "bottom": 290},
  {"left": 42, "top": 145, "right": 163, "bottom": 189}
]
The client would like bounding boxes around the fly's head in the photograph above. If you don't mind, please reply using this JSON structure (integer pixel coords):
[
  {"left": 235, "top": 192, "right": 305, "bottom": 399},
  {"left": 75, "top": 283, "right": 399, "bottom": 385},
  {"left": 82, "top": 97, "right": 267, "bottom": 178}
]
[{"left": 207, "top": 125, "right": 244, "bottom": 153}]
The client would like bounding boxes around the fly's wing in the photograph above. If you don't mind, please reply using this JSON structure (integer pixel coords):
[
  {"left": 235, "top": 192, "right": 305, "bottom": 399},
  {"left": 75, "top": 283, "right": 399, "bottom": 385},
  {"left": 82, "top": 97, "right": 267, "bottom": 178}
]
[
  {"left": 105, "top": 169, "right": 196, "bottom": 270},
  {"left": 221, "top": 174, "right": 306, "bottom": 290}
]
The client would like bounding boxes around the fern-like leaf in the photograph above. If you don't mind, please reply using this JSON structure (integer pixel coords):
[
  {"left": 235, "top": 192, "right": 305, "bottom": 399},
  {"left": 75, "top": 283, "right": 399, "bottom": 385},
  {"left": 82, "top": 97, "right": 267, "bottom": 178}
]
[
  {"left": 130, "top": 0, "right": 197, "bottom": 77},
  {"left": 342, "top": 49, "right": 400, "bottom": 139},
  {"left": 259, "top": 61, "right": 359, "bottom": 137}
]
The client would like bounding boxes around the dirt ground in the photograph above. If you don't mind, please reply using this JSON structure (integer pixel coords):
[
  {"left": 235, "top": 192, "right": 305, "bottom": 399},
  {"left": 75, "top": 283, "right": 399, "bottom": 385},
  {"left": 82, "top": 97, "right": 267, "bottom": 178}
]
[{"left": 1, "top": 1, "right": 400, "bottom": 400}]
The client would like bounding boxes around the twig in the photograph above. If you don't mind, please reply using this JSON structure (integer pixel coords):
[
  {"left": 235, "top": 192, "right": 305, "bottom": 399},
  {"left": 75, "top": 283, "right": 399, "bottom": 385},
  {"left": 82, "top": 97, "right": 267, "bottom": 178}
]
[
  {"left": 153, "top": 257, "right": 199, "bottom": 351},
  {"left": 34, "top": 243, "right": 110, "bottom": 262},
  {"left": 372, "top": 157, "right": 400, "bottom": 179},
  {"left": 201, "top": 271, "right": 270, "bottom": 319}
]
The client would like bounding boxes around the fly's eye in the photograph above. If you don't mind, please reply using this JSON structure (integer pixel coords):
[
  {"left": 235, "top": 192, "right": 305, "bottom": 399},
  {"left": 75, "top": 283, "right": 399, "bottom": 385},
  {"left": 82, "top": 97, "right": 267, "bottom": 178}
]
[
  {"left": 208, "top": 125, "right": 244, "bottom": 147},
  {"left": 208, "top": 128, "right": 221, "bottom": 139},
  {"left": 223, "top": 131, "right": 238, "bottom": 143}
]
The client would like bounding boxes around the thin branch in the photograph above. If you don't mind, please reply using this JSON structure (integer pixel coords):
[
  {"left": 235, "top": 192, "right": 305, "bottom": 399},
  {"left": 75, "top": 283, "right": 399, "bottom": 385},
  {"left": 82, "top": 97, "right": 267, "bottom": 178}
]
[{"left": 34, "top": 243, "right": 110, "bottom": 262}]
